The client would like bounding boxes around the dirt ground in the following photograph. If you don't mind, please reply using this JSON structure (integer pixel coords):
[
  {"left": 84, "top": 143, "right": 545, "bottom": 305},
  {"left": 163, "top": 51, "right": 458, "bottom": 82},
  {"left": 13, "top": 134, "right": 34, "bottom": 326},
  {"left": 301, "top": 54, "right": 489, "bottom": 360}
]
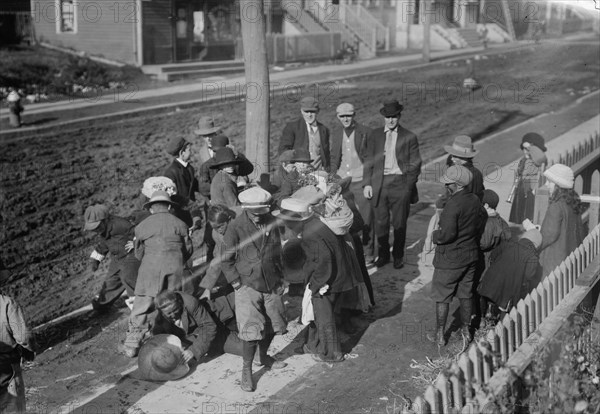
[{"left": 0, "top": 39, "right": 598, "bottom": 411}]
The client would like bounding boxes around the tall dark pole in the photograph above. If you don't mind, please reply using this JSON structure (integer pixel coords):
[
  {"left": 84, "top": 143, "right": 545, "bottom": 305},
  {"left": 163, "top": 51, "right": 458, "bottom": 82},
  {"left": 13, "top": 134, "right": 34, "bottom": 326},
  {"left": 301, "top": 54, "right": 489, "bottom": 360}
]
[{"left": 240, "top": 0, "right": 270, "bottom": 181}]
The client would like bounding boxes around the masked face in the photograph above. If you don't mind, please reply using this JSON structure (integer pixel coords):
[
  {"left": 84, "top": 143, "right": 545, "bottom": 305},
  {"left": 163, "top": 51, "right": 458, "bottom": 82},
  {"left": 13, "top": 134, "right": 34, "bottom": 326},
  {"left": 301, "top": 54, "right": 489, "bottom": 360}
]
[{"left": 247, "top": 209, "right": 269, "bottom": 224}]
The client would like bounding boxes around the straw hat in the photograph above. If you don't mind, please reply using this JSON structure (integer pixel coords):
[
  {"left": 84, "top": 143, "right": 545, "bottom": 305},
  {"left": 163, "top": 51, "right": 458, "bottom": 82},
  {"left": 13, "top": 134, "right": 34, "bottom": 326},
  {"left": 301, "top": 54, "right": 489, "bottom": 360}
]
[{"left": 136, "top": 334, "right": 190, "bottom": 382}]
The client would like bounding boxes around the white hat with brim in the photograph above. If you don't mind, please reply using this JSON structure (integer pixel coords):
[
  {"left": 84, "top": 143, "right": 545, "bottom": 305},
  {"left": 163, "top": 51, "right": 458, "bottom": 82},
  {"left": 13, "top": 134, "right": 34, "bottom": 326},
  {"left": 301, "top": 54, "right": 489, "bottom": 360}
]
[
  {"left": 272, "top": 198, "right": 313, "bottom": 221},
  {"left": 133, "top": 334, "right": 190, "bottom": 382},
  {"left": 143, "top": 190, "right": 179, "bottom": 210}
]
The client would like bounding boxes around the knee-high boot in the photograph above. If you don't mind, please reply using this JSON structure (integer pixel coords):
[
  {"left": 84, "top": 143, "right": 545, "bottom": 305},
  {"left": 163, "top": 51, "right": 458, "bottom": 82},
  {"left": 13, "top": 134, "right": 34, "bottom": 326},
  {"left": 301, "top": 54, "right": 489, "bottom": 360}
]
[
  {"left": 427, "top": 302, "right": 449, "bottom": 346},
  {"left": 241, "top": 341, "right": 257, "bottom": 392},
  {"left": 460, "top": 298, "right": 473, "bottom": 343}
]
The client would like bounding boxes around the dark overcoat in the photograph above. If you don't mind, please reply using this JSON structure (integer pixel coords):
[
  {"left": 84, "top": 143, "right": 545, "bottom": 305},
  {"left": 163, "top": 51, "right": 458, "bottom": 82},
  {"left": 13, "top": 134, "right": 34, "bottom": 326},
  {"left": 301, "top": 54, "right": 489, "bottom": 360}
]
[
  {"left": 362, "top": 125, "right": 422, "bottom": 206},
  {"left": 478, "top": 238, "right": 541, "bottom": 309},
  {"left": 278, "top": 118, "right": 332, "bottom": 172},
  {"left": 432, "top": 190, "right": 486, "bottom": 270}
]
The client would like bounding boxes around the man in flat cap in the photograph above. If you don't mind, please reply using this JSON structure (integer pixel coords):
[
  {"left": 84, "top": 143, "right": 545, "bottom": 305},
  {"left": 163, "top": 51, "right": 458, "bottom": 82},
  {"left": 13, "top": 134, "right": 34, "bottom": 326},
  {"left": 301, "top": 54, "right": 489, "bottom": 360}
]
[
  {"left": 331, "top": 102, "right": 375, "bottom": 263},
  {"left": 363, "top": 99, "right": 422, "bottom": 269},
  {"left": 427, "top": 165, "right": 486, "bottom": 346},
  {"left": 278, "top": 97, "right": 332, "bottom": 173},
  {"left": 163, "top": 136, "right": 203, "bottom": 231}
]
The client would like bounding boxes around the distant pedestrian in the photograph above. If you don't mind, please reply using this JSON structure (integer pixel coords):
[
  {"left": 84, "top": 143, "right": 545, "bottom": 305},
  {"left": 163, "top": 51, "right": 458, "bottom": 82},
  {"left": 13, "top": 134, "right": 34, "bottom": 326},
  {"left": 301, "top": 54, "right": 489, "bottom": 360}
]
[
  {"left": 427, "top": 165, "right": 486, "bottom": 346},
  {"left": 508, "top": 133, "right": 547, "bottom": 224},
  {"left": 363, "top": 99, "right": 422, "bottom": 269},
  {"left": 220, "top": 187, "right": 287, "bottom": 392},
  {"left": 278, "top": 97, "right": 332, "bottom": 173},
  {"left": 122, "top": 191, "right": 193, "bottom": 358},
  {"left": 7, "top": 91, "right": 24, "bottom": 128},
  {"left": 0, "top": 291, "right": 36, "bottom": 413},
  {"left": 331, "top": 102, "right": 375, "bottom": 263},
  {"left": 538, "top": 164, "right": 584, "bottom": 277},
  {"left": 83, "top": 204, "right": 140, "bottom": 313},
  {"left": 163, "top": 137, "right": 203, "bottom": 231}
]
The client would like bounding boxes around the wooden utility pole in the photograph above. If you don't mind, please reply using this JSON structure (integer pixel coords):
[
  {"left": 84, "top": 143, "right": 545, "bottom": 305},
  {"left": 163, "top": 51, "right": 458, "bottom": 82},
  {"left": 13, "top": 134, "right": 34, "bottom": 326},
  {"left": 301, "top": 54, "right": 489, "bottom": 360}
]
[
  {"left": 422, "top": 0, "right": 431, "bottom": 62},
  {"left": 240, "top": 0, "right": 270, "bottom": 181}
]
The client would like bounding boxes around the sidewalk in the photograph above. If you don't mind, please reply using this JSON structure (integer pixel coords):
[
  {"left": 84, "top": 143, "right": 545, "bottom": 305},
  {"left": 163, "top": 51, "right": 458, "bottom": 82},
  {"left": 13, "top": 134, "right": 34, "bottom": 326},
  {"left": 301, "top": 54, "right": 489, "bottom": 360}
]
[
  {"left": 0, "top": 41, "right": 537, "bottom": 138},
  {"left": 58, "top": 97, "right": 600, "bottom": 414}
]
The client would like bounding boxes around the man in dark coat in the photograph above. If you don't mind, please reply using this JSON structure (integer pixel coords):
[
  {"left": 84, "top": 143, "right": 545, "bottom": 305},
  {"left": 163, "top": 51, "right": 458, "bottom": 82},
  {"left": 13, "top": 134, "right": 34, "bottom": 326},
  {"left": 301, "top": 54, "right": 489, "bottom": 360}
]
[
  {"left": 362, "top": 99, "right": 422, "bottom": 269},
  {"left": 275, "top": 198, "right": 356, "bottom": 363},
  {"left": 428, "top": 165, "right": 486, "bottom": 346},
  {"left": 278, "top": 96, "right": 332, "bottom": 173},
  {"left": 330, "top": 102, "right": 375, "bottom": 262},
  {"left": 83, "top": 204, "right": 140, "bottom": 312},
  {"left": 152, "top": 290, "right": 242, "bottom": 363},
  {"left": 163, "top": 136, "right": 202, "bottom": 230},
  {"left": 220, "top": 187, "right": 287, "bottom": 392}
]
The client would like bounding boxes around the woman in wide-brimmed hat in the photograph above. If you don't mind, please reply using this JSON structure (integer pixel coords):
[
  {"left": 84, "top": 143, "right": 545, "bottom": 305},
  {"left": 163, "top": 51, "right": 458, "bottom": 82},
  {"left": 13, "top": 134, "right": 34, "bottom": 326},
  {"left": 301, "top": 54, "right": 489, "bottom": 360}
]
[
  {"left": 537, "top": 163, "right": 584, "bottom": 277},
  {"left": 508, "top": 132, "right": 548, "bottom": 223},
  {"left": 209, "top": 147, "right": 243, "bottom": 208}
]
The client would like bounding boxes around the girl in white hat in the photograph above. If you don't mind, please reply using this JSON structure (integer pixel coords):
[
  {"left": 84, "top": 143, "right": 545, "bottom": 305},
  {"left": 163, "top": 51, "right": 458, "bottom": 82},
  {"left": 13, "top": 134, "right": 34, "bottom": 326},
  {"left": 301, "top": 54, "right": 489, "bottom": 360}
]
[{"left": 538, "top": 163, "right": 584, "bottom": 277}]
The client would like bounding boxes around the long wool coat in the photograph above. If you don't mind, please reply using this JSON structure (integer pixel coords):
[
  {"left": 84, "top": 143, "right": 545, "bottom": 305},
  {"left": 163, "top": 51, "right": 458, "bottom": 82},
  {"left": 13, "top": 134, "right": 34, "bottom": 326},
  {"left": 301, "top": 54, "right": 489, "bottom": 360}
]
[
  {"left": 539, "top": 198, "right": 584, "bottom": 277},
  {"left": 134, "top": 211, "right": 193, "bottom": 296}
]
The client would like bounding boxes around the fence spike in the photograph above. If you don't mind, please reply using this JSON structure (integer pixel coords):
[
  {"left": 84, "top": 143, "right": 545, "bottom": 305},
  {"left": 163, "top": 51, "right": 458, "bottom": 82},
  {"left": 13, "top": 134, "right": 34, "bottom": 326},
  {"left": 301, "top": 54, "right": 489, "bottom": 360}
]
[
  {"left": 509, "top": 307, "right": 522, "bottom": 347},
  {"left": 412, "top": 396, "right": 429, "bottom": 414},
  {"left": 424, "top": 385, "right": 441, "bottom": 414},
  {"left": 517, "top": 300, "right": 529, "bottom": 340},
  {"left": 449, "top": 374, "right": 465, "bottom": 410},
  {"left": 468, "top": 345, "right": 484, "bottom": 384},
  {"left": 436, "top": 373, "right": 452, "bottom": 412}
]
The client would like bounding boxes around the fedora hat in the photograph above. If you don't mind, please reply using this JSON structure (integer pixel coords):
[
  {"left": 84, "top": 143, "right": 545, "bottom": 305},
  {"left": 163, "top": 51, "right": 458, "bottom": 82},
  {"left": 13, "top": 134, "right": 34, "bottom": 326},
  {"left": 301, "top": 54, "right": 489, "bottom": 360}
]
[
  {"left": 210, "top": 134, "right": 230, "bottom": 150},
  {"left": 209, "top": 147, "right": 242, "bottom": 169},
  {"left": 272, "top": 198, "right": 313, "bottom": 221},
  {"left": 135, "top": 334, "right": 190, "bottom": 382},
  {"left": 444, "top": 135, "right": 478, "bottom": 158},
  {"left": 194, "top": 116, "right": 220, "bottom": 136},
  {"left": 380, "top": 99, "right": 403, "bottom": 117},
  {"left": 143, "top": 190, "right": 178, "bottom": 209},
  {"left": 440, "top": 165, "right": 473, "bottom": 187},
  {"left": 238, "top": 186, "right": 273, "bottom": 210},
  {"left": 84, "top": 204, "right": 109, "bottom": 231}
]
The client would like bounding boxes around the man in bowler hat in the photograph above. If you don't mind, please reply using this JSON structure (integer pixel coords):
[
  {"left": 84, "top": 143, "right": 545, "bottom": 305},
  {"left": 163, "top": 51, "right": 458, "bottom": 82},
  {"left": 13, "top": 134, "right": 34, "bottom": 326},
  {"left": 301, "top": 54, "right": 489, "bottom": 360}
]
[
  {"left": 363, "top": 99, "right": 422, "bottom": 269},
  {"left": 278, "top": 97, "right": 332, "bottom": 172}
]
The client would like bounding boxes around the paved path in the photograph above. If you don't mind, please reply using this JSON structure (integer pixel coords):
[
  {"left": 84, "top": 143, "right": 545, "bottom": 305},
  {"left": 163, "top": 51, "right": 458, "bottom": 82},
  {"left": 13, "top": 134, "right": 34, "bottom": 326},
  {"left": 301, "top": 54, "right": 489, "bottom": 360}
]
[{"left": 59, "top": 94, "right": 599, "bottom": 413}]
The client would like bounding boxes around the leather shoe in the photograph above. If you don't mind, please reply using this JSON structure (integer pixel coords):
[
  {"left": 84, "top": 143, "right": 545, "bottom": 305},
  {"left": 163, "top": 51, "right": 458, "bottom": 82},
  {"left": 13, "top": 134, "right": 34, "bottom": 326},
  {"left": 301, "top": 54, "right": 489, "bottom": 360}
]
[
  {"left": 374, "top": 255, "right": 389, "bottom": 267},
  {"left": 393, "top": 258, "right": 404, "bottom": 269},
  {"left": 254, "top": 355, "right": 287, "bottom": 369}
]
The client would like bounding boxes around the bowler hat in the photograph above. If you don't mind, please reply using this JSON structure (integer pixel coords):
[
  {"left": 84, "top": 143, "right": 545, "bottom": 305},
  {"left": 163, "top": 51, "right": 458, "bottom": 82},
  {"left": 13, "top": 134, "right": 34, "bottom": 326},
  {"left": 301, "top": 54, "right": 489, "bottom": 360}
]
[
  {"left": 440, "top": 165, "right": 473, "bottom": 187},
  {"left": 444, "top": 135, "right": 478, "bottom": 158},
  {"left": 135, "top": 334, "right": 190, "bottom": 382},
  {"left": 272, "top": 198, "right": 313, "bottom": 221},
  {"left": 166, "top": 137, "right": 190, "bottom": 156},
  {"left": 379, "top": 99, "right": 403, "bottom": 117},
  {"left": 210, "top": 134, "right": 230, "bottom": 150},
  {"left": 521, "top": 132, "right": 546, "bottom": 152},
  {"left": 143, "top": 190, "right": 178, "bottom": 209},
  {"left": 209, "top": 147, "right": 242, "bottom": 169},
  {"left": 84, "top": 204, "right": 109, "bottom": 231},
  {"left": 300, "top": 97, "right": 319, "bottom": 112},
  {"left": 238, "top": 186, "right": 273, "bottom": 210},
  {"left": 194, "top": 116, "right": 220, "bottom": 136}
]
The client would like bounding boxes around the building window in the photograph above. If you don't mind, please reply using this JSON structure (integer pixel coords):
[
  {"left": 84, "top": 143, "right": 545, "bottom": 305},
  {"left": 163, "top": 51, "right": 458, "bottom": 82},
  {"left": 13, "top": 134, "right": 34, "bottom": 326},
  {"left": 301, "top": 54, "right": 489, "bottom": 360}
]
[{"left": 57, "top": 0, "right": 76, "bottom": 33}]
